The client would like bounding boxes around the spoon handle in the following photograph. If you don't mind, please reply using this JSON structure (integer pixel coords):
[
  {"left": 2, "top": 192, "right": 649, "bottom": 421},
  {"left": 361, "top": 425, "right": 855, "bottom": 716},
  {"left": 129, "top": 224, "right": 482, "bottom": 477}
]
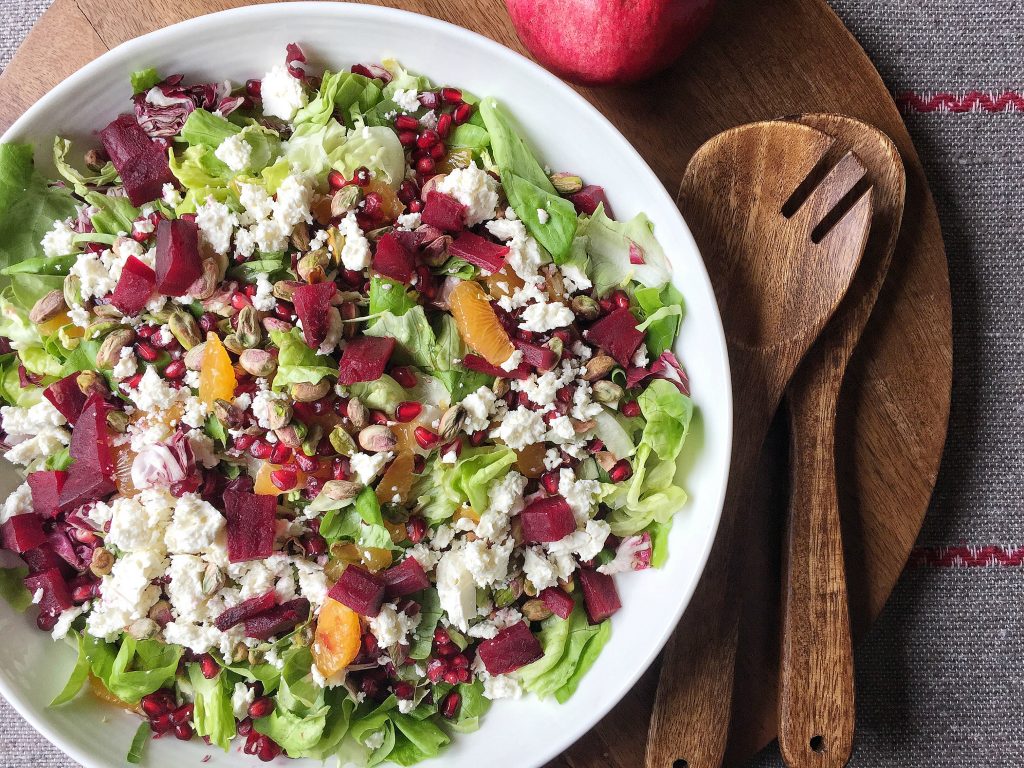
[{"left": 779, "top": 361, "right": 855, "bottom": 767}]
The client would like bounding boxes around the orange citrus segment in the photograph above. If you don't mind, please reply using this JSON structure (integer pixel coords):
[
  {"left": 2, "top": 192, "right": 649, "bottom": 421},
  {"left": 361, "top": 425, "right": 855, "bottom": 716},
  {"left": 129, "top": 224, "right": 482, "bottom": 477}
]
[
  {"left": 111, "top": 443, "right": 138, "bottom": 496},
  {"left": 481, "top": 266, "right": 525, "bottom": 301},
  {"left": 253, "top": 462, "right": 307, "bottom": 495},
  {"left": 313, "top": 599, "right": 362, "bottom": 677},
  {"left": 39, "top": 311, "right": 72, "bottom": 336},
  {"left": 359, "top": 547, "right": 393, "bottom": 572},
  {"left": 366, "top": 179, "right": 405, "bottom": 221},
  {"left": 454, "top": 505, "right": 481, "bottom": 525},
  {"left": 88, "top": 674, "right": 135, "bottom": 711},
  {"left": 199, "top": 332, "right": 236, "bottom": 408},
  {"left": 515, "top": 442, "right": 547, "bottom": 479},
  {"left": 384, "top": 520, "right": 408, "bottom": 544},
  {"left": 376, "top": 452, "right": 415, "bottom": 505},
  {"left": 449, "top": 280, "right": 515, "bottom": 367}
]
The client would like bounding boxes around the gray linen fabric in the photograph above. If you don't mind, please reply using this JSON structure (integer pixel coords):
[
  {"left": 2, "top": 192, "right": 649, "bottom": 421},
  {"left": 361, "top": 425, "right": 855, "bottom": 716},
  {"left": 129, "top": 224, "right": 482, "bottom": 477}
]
[{"left": 0, "top": 0, "right": 1020, "bottom": 766}]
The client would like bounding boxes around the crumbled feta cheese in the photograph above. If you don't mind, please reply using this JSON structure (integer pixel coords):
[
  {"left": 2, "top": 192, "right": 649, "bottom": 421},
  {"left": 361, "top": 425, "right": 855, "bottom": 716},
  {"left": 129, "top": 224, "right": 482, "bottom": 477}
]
[
  {"left": 461, "top": 386, "right": 497, "bottom": 434},
  {"left": 543, "top": 447, "right": 562, "bottom": 471},
  {"left": 500, "top": 349, "right": 523, "bottom": 371},
  {"left": 632, "top": 343, "right": 650, "bottom": 368},
  {"left": 336, "top": 212, "right": 371, "bottom": 271},
  {"left": 536, "top": 208, "right": 550, "bottom": 224},
  {"left": 0, "top": 400, "right": 70, "bottom": 466},
  {"left": 0, "top": 482, "right": 32, "bottom": 523},
  {"left": 70, "top": 250, "right": 116, "bottom": 300},
  {"left": 477, "top": 472, "right": 526, "bottom": 542},
  {"left": 558, "top": 467, "right": 602, "bottom": 522},
  {"left": 408, "top": 544, "right": 441, "bottom": 571},
  {"left": 181, "top": 396, "right": 208, "bottom": 429},
  {"left": 41, "top": 220, "right": 76, "bottom": 258},
  {"left": 164, "top": 493, "right": 226, "bottom": 555},
  {"left": 434, "top": 162, "right": 499, "bottom": 226},
  {"left": 519, "top": 301, "right": 574, "bottom": 333},
  {"left": 482, "top": 671, "right": 523, "bottom": 700},
  {"left": 392, "top": 88, "right": 420, "bottom": 112},
  {"left": 214, "top": 132, "right": 253, "bottom": 172},
  {"left": 261, "top": 64, "right": 308, "bottom": 121},
  {"left": 249, "top": 273, "right": 277, "bottom": 312},
  {"left": 232, "top": 682, "right": 255, "bottom": 720},
  {"left": 548, "top": 519, "right": 611, "bottom": 562},
  {"left": 461, "top": 537, "right": 514, "bottom": 587},
  {"left": 350, "top": 451, "right": 392, "bottom": 485},
  {"left": 129, "top": 365, "right": 184, "bottom": 414},
  {"left": 162, "top": 183, "right": 183, "bottom": 208},
  {"left": 560, "top": 262, "right": 592, "bottom": 293},
  {"left": 106, "top": 491, "right": 173, "bottom": 553},
  {"left": 112, "top": 347, "right": 137, "bottom": 379},
  {"left": 570, "top": 381, "right": 604, "bottom": 420},
  {"left": 195, "top": 197, "right": 239, "bottom": 256},
  {"left": 363, "top": 730, "right": 386, "bottom": 750},
  {"left": 436, "top": 548, "right": 478, "bottom": 632},
  {"left": 251, "top": 386, "right": 288, "bottom": 431},
  {"left": 545, "top": 414, "right": 577, "bottom": 444},
  {"left": 522, "top": 547, "right": 559, "bottom": 592},
  {"left": 87, "top": 548, "right": 168, "bottom": 641},
  {"left": 395, "top": 212, "right": 421, "bottom": 230},
  {"left": 273, "top": 173, "right": 315, "bottom": 229},
  {"left": 491, "top": 408, "right": 546, "bottom": 451},
  {"left": 431, "top": 524, "right": 455, "bottom": 551},
  {"left": 52, "top": 604, "right": 87, "bottom": 641},
  {"left": 369, "top": 603, "right": 422, "bottom": 647},
  {"left": 239, "top": 182, "right": 274, "bottom": 221}
]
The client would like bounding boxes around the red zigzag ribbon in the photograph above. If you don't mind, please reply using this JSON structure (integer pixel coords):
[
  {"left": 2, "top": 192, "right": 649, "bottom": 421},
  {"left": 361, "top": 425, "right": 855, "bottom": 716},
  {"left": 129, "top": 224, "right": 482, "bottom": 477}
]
[
  {"left": 897, "top": 90, "right": 1024, "bottom": 113},
  {"left": 909, "top": 545, "right": 1024, "bottom": 567}
]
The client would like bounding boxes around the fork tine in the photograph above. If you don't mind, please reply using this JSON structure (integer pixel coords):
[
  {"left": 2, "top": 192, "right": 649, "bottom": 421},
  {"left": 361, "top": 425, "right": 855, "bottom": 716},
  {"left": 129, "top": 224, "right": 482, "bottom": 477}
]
[
  {"left": 792, "top": 151, "right": 867, "bottom": 233},
  {"left": 815, "top": 186, "right": 873, "bottom": 251}
]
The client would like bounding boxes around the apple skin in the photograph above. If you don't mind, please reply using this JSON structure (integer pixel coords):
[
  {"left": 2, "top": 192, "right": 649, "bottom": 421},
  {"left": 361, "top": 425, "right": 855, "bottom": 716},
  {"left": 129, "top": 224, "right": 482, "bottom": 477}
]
[{"left": 505, "top": 0, "right": 717, "bottom": 86}]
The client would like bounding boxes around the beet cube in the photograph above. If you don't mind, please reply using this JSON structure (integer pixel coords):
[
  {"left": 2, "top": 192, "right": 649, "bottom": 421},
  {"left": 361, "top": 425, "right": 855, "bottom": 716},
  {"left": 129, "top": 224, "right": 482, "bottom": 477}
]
[
  {"left": 58, "top": 395, "right": 115, "bottom": 511},
  {"left": 447, "top": 231, "right": 510, "bottom": 274},
  {"left": 24, "top": 568, "right": 74, "bottom": 615},
  {"left": 291, "top": 281, "right": 337, "bottom": 349},
  {"left": 1, "top": 514, "right": 46, "bottom": 554},
  {"left": 214, "top": 590, "right": 277, "bottom": 631},
  {"left": 421, "top": 192, "right": 466, "bottom": 233},
  {"left": 520, "top": 495, "right": 577, "bottom": 543},
  {"left": 372, "top": 233, "right": 416, "bottom": 284},
  {"left": 512, "top": 338, "right": 559, "bottom": 372},
  {"left": 382, "top": 557, "right": 430, "bottom": 599},
  {"left": 337, "top": 336, "right": 396, "bottom": 386},
  {"left": 27, "top": 471, "right": 68, "bottom": 519},
  {"left": 111, "top": 255, "right": 157, "bottom": 316},
  {"left": 99, "top": 114, "right": 175, "bottom": 206},
  {"left": 461, "top": 353, "right": 531, "bottom": 381},
  {"left": 569, "top": 185, "right": 613, "bottom": 218},
  {"left": 155, "top": 218, "right": 203, "bottom": 296},
  {"left": 477, "top": 621, "right": 543, "bottom": 675},
  {"left": 583, "top": 308, "right": 644, "bottom": 367},
  {"left": 22, "top": 545, "right": 72, "bottom": 577},
  {"left": 540, "top": 587, "right": 576, "bottom": 620},
  {"left": 577, "top": 568, "right": 622, "bottom": 623},
  {"left": 243, "top": 597, "right": 310, "bottom": 640},
  {"left": 223, "top": 488, "right": 276, "bottom": 563},
  {"left": 43, "top": 374, "right": 88, "bottom": 424},
  {"left": 328, "top": 565, "right": 386, "bottom": 617}
]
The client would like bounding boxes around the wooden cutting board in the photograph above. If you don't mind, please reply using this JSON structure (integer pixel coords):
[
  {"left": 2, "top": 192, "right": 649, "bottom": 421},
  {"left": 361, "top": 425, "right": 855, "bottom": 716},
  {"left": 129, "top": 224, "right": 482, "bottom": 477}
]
[{"left": 0, "top": 0, "right": 952, "bottom": 765}]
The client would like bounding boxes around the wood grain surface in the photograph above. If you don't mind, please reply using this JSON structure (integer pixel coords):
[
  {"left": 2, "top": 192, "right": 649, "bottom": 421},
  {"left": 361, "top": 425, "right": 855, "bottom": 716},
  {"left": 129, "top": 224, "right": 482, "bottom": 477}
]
[{"left": 0, "top": 1, "right": 953, "bottom": 766}]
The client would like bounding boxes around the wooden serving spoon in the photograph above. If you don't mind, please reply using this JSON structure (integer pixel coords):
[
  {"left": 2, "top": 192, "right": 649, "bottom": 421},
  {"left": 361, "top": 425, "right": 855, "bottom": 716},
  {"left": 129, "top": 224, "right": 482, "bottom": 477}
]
[
  {"left": 645, "top": 121, "right": 872, "bottom": 768},
  {"left": 778, "top": 114, "right": 905, "bottom": 768}
]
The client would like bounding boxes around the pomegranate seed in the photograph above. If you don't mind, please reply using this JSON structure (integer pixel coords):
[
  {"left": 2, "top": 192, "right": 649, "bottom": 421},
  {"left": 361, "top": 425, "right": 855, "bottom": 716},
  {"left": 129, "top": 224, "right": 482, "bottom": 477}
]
[
  {"left": 391, "top": 366, "right": 417, "bottom": 388},
  {"left": 199, "top": 312, "right": 219, "bottom": 333},
  {"left": 328, "top": 170, "right": 346, "bottom": 190},
  {"left": 519, "top": 329, "right": 535, "bottom": 342},
  {"left": 441, "top": 691, "right": 461, "bottom": 719},
  {"left": 407, "top": 516, "right": 427, "bottom": 543},
  {"left": 433, "top": 626, "right": 451, "bottom": 645},
  {"left": 620, "top": 400, "right": 642, "bottom": 418},
  {"left": 237, "top": 717, "right": 253, "bottom": 736},
  {"left": 134, "top": 341, "right": 159, "bottom": 362},
  {"left": 244, "top": 284, "right": 258, "bottom": 298},
  {"left": 608, "top": 459, "right": 634, "bottom": 483},
  {"left": 294, "top": 450, "right": 318, "bottom": 472},
  {"left": 233, "top": 433, "right": 256, "bottom": 451},
  {"left": 441, "top": 87, "right": 463, "bottom": 104},
  {"left": 429, "top": 142, "right": 446, "bottom": 160},
  {"left": 450, "top": 653, "right": 469, "bottom": 669},
  {"left": 598, "top": 297, "right": 615, "bottom": 314},
  {"left": 426, "top": 659, "right": 447, "bottom": 682},
  {"left": 407, "top": 199, "right": 423, "bottom": 213},
  {"left": 612, "top": 289, "right": 631, "bottom": 310},
  {"left": 416, "top": 130, "right": 439, "bottom": 149},
  {"left": 397, "top": 180, "right": 420, "bottom": 205},
  {"left": 173, "top": 722, "right": 193, "bottom": 741},
  {"left": 257, "top": 737, "right": 281, "bottom": 762},
  {"left": 556, "top": 386, "right": 574, "bottom": 404},
  {"left": 393, "top": 681, "right": 415, "bottom": 700},
  {"left": 541, "top": 471, "right": 560, "bottom": 495},
  {"left": 456, "top": 667, "right": 471, "bottom": 683},
  {"left": 440, "top": 438, "right": 462, "bottom": 460},
  {"left": 395, "top": 114, "right": 420, "bottom": 131},
  {"left": 164, "top": 360, "right": 186, "bottom": 380},
  {"left": 248, "top": 697, "right": 274, "bottom": 719},
  {"left": 243, "top": 729, "right": 261, "bottom": 754},
  {"left": 245, "top": 79, "right": 262, "bottom": 99},
  {"left": 362, "top": 192, "right": 383, "bottom": 218},
  {"left": 443, "top": 670, "right": 461, "bottom": 685},
  {"left": 418, "top": 91, "right": 441, "bottom": 109},
  {"left": 73, "top": 528, "right": 101, "bottom": 545},
  {"left": 274, "top": 302, "right": 292, "bottom": 320},
  {"left": 141, "top": 691, "right": 173, "bottom": 717},
  {"left": 359, "top": 676, "right": 381, "bottom": 697},
  {"left": 398, "top": 130, "right": 418, "bottom": 147},
  {"left": 588, "top": 438, "right": 605, "bottom": 452},
  {"left": 171, "top": 703, "right": 194, "bottom": 725},
  {"left": 304, "top": 533, "right": 327, "bottom": 556},
  {"left": 416, "top": 156, "right": 436, "bottom": 175},
  {"left": 132, "top": 228, "right": 149, "bottom": 243},
  {"left": 36, "top": 611, "right": 58, "bottom": 631},
  {"left": 436, "top": 113, "right": 453, "bottom": 138},
  {"left": 271, "top": 468, "right": 298, "bottom": 491},
  {"left": 453, "top": 102, "right": 473, "bottom": 125},
  {"left": 72, "top": 581, "right": 98, "bottom": 603},
  {"left": 332, "top": 456, "right": 351, "bottom": 480},
  {"left": 468, "top": 430, "right": 487, "bottom": 447},
  {"left": 414, "top": 426, "right": 440, "bottom": 450},
  {"left": 249, "top": 440, "right": 272, "bottom": 460},
  {"left": 136, "top": 324, "right": 156, "bottom": 339},
  {"left": 151, "top": 713, "right": 173, "bottom": 734},
  {"left": 371, "top": 410, "right": 390, "bottom": 426},
  {"left": 199, "top": 654, "right": 218, "bottom": 679},
  {"left": 362, "top": 632, "right": 380, "bottom": 658},
  {"left": 396, "top": 401, "right": 423, "bottom": 422},
  {"left": 353, "top": 167, "right": 371, "bottom": 186},
  {"left": 270, "top": 442, "right": 292, "bottom": 464},
  {"left": 413, "top": 454, "right": 426, "bottom": 473},
  {"left": 231, "top": 292, "right": 252, "bottom": 310}
]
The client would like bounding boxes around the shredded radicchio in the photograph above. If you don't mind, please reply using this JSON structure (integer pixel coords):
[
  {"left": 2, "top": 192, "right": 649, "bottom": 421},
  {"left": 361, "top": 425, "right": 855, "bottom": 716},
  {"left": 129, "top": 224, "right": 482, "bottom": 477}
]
[
  {"left": 351, "top": 62, "right": 392, "bottom": 84},
  {"left": 133, "top": 75, "right": 243, "bottom": 139},
  {"left": 625, "top": 350, "right": 691, "bottom": 395},
  {"left": 597, "top": 533, "right": 652, "bottom": 575},
  {"left": 628, "top": 240, "right": 646, "bottom": 265},
  {"left": 286, "top": 43, "right": 308, "bottom": 79}
]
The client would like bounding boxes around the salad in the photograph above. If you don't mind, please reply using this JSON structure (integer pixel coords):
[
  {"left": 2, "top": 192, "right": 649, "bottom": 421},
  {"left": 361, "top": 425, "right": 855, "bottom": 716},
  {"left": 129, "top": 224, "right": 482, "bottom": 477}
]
[{"left": 0, "top": 45, "right": 694, "bottom": 765}]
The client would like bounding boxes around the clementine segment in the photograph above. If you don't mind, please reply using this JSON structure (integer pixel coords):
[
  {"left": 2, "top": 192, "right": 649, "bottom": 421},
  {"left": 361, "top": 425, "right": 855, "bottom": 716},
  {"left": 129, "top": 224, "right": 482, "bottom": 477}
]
[
  {"left": 199, "top": 332, "right": 236, "bottom": 408},
  {"left": 482, "top": 266, "right": 525, "bottom": 301},
  {"left": 449, "top": 280, "right": 515, "bottom": 368},
  {"left": 313, "top": 598, "right": 362, "bottom": 677},
  {"left": 515, "top": 442, "right": 547, "bottom": 479},
  {"left": 376, "top": 452, "right": 415, "bottom": 506}
]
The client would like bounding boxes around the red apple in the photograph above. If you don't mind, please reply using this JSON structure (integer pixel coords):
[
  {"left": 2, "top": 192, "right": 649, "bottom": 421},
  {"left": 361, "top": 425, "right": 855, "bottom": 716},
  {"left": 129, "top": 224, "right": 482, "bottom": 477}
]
[{"left": 505, "top": 0, "right": 717, "bottom": 86}]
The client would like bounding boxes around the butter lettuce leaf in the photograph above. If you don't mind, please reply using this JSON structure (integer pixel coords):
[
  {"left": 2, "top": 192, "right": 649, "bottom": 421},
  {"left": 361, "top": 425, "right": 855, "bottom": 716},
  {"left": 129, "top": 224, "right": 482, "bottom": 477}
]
[
  {"left": 188, "top": 664, "right": 236, "bottom": 750},
  {"left": 578, "top": 203, "right": 671, "bottom": 294},
  {"left": 270, "top": 328, "right": 338, "bottom": 388}
]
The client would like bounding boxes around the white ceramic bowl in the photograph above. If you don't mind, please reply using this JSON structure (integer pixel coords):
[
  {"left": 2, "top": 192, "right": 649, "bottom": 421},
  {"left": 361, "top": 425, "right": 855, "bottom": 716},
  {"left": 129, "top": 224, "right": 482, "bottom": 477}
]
[{"left": 0, "top": 4, "right": 732, "bottom": 766}]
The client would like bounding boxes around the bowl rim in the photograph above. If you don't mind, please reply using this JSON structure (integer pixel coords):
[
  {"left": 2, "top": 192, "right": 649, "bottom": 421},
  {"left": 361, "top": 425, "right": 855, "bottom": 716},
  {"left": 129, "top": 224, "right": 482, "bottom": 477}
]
[{"left": 0, "top": 4, "right": 733, "bottom": 767}]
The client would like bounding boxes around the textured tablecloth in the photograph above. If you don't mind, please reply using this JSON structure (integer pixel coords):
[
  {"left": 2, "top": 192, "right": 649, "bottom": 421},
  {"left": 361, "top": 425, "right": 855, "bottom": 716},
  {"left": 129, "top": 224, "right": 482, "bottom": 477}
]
[{"left": 0, "top": 1, "right": 1019, "bottom": 765}]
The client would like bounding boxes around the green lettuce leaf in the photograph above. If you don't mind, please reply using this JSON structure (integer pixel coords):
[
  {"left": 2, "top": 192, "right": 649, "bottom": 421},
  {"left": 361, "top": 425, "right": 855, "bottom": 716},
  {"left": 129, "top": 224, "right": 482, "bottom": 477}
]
[
  {"left": 295, "top": 70, "right": 383, "bottom": 127},
  {"left": 0, "top": 565, "right": 31, "bottom": 612},
  {"left": 603, "top": 443, "right": 688, "bottom": 536},
  {"left": 50, "top": 632, "right": 91, "bottom": 706},
  {"left": 519, "top": 602, "right": 608, "bottom": 701},
  {"left": 478, "top": 99, "right": 554, "bottom": 193},
  {"left": 84, "top": 636, "right": 182, "bottom": 705},
  {"left": 638, "top": 379, "right": 693, "bottom": 462},
  {"left": 335, "top": 697, "right": 397, "bottom": 767},
  {"left": 130, "top": 68, "right": 161, "bottom": 94},
  {"left": 188, "top": 664, "right": 236, "bottom": 750},
  {"left": 53, "top": 137, "right": 119, "bottom": 196},
  {"left": 447, "top": 124, "right": 491, "bottom": 152},
  {"left": 408, "top": 589, "right": 442, "bottom": 660},
  {"left": 448, "top": 679, "right": 490, "bottom": 733},
  {"left": 635, "top": 283, "right": 685, "bottom": 357},
  {"left": 181, "top": 108, "right": 241, "bottom": 148},
  {"left": 83, "top": 191, "right": 139, "bottom": 236},
  {"left": 364, "top": 306, "right": 436, "bottom": 369},
  {"left": 348, "top": 374, "right": 407, "bottom": 416},
  {"left": 169, "top": 143, "right": 232, "bottom": 190},
  {"left": 501, "top": 171, "right": 577, "bottom": 263},
  {"left": 389, "top": 712, "right": 449, "bottom": 762},
  {"left": 447, "top": 446, "right": 518, "bottom": 513},
  {"left": 126, "top": 722, "right": 151, "bottom": 764},
  {"left": 284, "top": 119, "right": 348, "bottom": 178},
  {"left": 369, "top": 276, "right": 417, "bottom": 317},
  {"left": 319, "top": 487, "right": 395, "bottom": 550},
  {"left": 332, "top": 126, "right": 406, "bottom": 187},
  {"left": 578, "top": 204, "right": 671, "bottom": 294},
  {"left": 45, "top": 446, "right": 73, "bottom": 470},
  {"left": 270, "top": 328, "right": 338, "bottom": 388},
  {"left": 554, "top": 617, "right": 611, "bottom": 703}
]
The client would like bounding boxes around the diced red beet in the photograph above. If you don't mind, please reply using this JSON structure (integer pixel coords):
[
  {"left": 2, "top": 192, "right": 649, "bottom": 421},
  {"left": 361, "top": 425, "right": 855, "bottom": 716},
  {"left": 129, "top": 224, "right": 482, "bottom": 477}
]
[
  {"left": 155, "top": 218, "right": 203, "bottom": 296},
  {"left": 577, "top": 569, "right": 622, "bottom": 623},
  {"left": 223, "top": 488, "right": 276, "bottom": 563},
  {"left": 568, "top": 185, "right": 613, "bottom": 218},
  {"left": 22, "top": 545, "right": 73, "bottom": 577},
  {"left": 27, "top": 471, "right": 68, "bottom": 519},
  {"left": 291, "top": 282, "right": 337, "bottom": 349},
  {"left": 372, "top": 233, "right": 416, "bottom": 284},
  {"left": 477, "top": 621, "right": 543, "bottom": 675},
  {"left": 447, "top": 231, "right": 510, "bottom": 274},
  {"left": 392, "top": 228, "right": 425, "bottom": 254},
  {"left": 43, "top": 375, "right": 88, "bottom": 424},
  {"left": 520, "top": 495, "right": 577, "bottom": 543},
  {"left": 243, "top": 597, "right": 310, "bottom": 641},
  {"left": 382, "top": 557, "right": 430, "bottom": 598},
  {"left": 461, "top": 353, "right": 531, "bottom": 380},
  {"left": 328, "top": 565, "right": 386, "bottom": 617},
  {"left": 110, "top": 255, "right": 157, "bottom": 316},
  {"left": 337, "top": 336, "right": 396, "bottom": 386},
  {"left": 46, "top": 527, "right": 87, "bottom": 570},
  {"left": 512, "top": 338, "right": 559, "bottom": 373},
  {"left": 99, "top": 114, "right": 175, "bottom": 206},
  {"left": 58, "top": 395, "right": 115, "bottom": 511},
  {"left": 214, "top": 591, "right": 277, "bottom": 631},
  {"left": 420, "top": 192, "right": 466, "bottom": 233},
  {"left": 24, "top": 568, "right": 73, "bottom": 615},
  {"left": 583, "top": 308, "right": 644, "bottom": 367},
  {"left": 1, "top": 514, "right": 46, "bottom": 553},
  {"left": 540, "top": 587, "right": 576, "bottom": 620}
]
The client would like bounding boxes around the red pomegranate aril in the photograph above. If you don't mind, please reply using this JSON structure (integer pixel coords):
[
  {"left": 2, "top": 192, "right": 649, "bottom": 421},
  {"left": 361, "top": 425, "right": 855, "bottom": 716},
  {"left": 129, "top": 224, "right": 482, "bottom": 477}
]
[
  {"left": 416, "top": 156, "right": 436, "bottom": 175},
  {"left": 608, "top": 459, "right": 633, "bottom": 483},
  {"left": 418, "top": 91, "right": 441, "bottom": 109},
  {"left": 414, "top": 426, "right": 440, "bottom": 449},
  {"left": 151, "top": 713, "right": 173, "bottom": 734},
  {"left": 391, "top": 366, "right": 417, "bottom": 388},
  {"left": 556, "top": 386, "right": 574, "bottom": 404},
  {"left": 395, "top": 114, "right": 420, "bottom": 131},
  {"left": 440, "top": 438, "right": 462, "bottom": 460},
  {"left": 456, "top": 667, "right": 471, "bottom": 683},
  {"left": 293, "top": 450, "right": 318, "bottom": 472},
  {"left": 231, "top": 292, "right": 252, "bottom": 310},
  {"left": 393, "top": 681, "right": 415, "bottom": 700},
  {"left": 369, "top": 409, "right": 388, "bottom": 426},
  {"left": 136, "top": 324, "right": 156, "bottom": 339},
  {"left": 598, "top": 297, "right": 615, "bottom": 314},
  {"left": 437, "top": 641, "right": 460, "bottom": 658},
  {"left": 362, "top": 632, "right": 380, "bottom": 658},
  {"left": 172, "top": 721, "right": 192, "bottom": 741},
  {"left": 233, "top": 433, "right": 256, "bottom": 451},
  {"left": 620, "top": 400, "right": 641, "bottom": 418},
  {"left": 199, "top": 653, "right": 219, "bottom": 679},
  {"left": 612, "top": 289, "right": 631, "bottom": 310},
  {"left": 467, "top": 430, "right": 485, "bottom": 447},
  {"left": 248, "top": 440, "right": 272, "bottom": 460},
  {"left": 450, "top": 653, "right": 469, "bottom": 669},
  {"left": 426, "top": 659, "right": 446, "bottom": 682},
  {"left": 270, "top": 468, "right": 298, "bottom": 491},
  {"left": 407, "top": 199, "right": 423, "bottom": 213},
  {"left": 416, "top": 130, "right": 440, "bottom": 149},
  {"left": 518, "top": 329, "right": 535, "bottom": 342},
  {"left": 273, "top": 302, "right": 292, "bottom": 320},
  {"left": 396, "top": 181, "right": 419, "bottom": 205},
  {"left": 541, "top": 471, "right": 560, "bottom": 495},
  {"left": 141, "top": 691, "right": 174, "bottom": 717},
  {"left": 257, "top": 737, "right": 281, "bottom": 762},
  {"left": 453, "top": 102, "right": 473, "bottom": 124},
  {"left": 171, "top": 703, "right": 194, "bottom": 725},
  {"left": 244, "top": 284, "right": 258, "bottom": 298},
  {"left": 413, "top": 454, "right": 426, "bottom": 474},
  {"left": 164, "top": 360, "right": 186, "bottom": 380},
  {"left": 332, "top": 456, "right": 351, "bottom": 480},
  {"left": 407, "top": 516, "right": 426, "bottom": 543},
  {"left": 436, "top": 113, "right": 453, "bottom": 138},
  {"left": 399, "top": 130, "right": 417, "bottom": 147},
  {"left": 443, "top": 669, "right": 461, "bottom": 685},
  {"left": 441, "top": 691, "right": 461, "bottom": 719},
  {"left": 270, "top": 442, "right": 292, "bottom": 464},
  {"left": 429, "top": 142, "right": 446, "bottom": 160},
  {"left": 199, "top": 312, "right": 219, "bottom": 333},
  {"left": 237, "top": 717, "right": 253, "bottom": 736},
  {"left": 352, "top": 167, "right": 371, "bottom": 187},
  {"left": 433, "top": 626, "right": 452, "bottom": 646},
  {"left": 134, "top": 341, "right": 159, "bottom": 362},
  {"left": 396, "top": 401, "right": 423, "bottom": 422},
  {"left": 328, "top": 170, "right": 346, "bottom": 190},
  {"left": 248, "top": 697, "right": 274, "bottom": 719},
  {"left": 304, "top": 533, "right": 327, "bottom": 556},
  {"left": 72, "top": 581, "right": 99, "bottom": 603},
  {"left": 246, "top": 79, "right": 262, "bottom": 99},
  {"left": 441, "top": 87, "right": 463, "bottom": 104}
]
